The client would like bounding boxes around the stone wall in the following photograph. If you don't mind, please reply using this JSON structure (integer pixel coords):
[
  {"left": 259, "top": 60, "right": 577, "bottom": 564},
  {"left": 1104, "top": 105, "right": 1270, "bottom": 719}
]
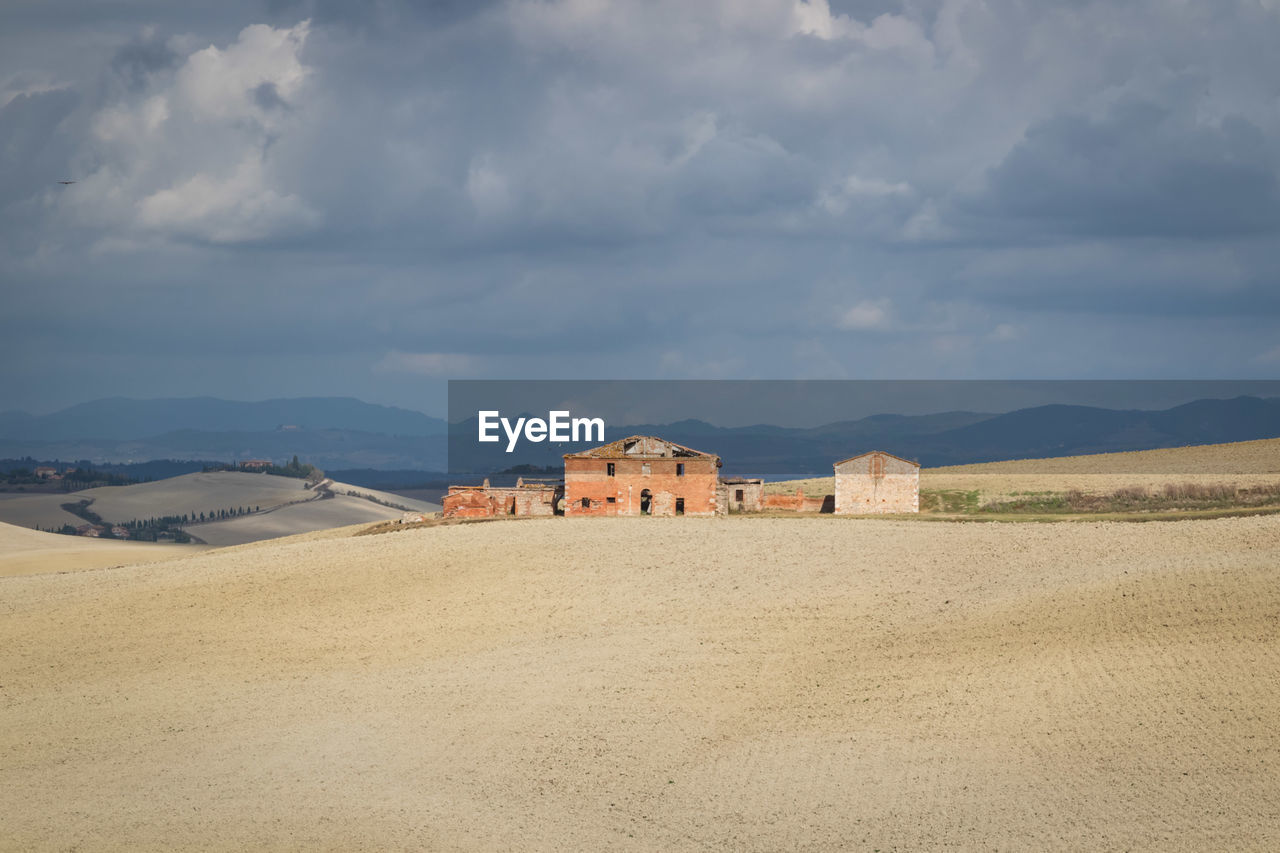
[
  {"left": 721, "top": 478, "right": 763, "bottom": 513},
  {"left": 833, "top": 451, "right": 919, "bottom": 514}
]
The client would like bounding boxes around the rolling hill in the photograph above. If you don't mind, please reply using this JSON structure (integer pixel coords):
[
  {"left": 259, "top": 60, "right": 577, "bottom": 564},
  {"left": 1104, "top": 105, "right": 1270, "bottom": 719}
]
[
  {"left": 2, "top": 512, "right": 1276, "bottom": 848},
  {"left": 0, "top": 520, "right": 205, "bottom": 578},
  {"left": 0, "top": 472, "right": 440, "bottom": 546}
]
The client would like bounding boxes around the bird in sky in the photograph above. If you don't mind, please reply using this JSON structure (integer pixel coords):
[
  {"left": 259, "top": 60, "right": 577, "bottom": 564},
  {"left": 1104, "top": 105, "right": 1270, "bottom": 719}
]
[{"left": 57, "top": 180, "right": 76, "bottom": 185}]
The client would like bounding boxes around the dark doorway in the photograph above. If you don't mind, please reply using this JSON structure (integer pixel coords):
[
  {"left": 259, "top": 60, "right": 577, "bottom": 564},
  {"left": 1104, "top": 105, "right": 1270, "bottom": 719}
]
[
  {"left": 675, "top": 498, "right": 685, "bottom": 515},
  {"left": 640, "top": 489, "right": 652, "bottom": 515}
]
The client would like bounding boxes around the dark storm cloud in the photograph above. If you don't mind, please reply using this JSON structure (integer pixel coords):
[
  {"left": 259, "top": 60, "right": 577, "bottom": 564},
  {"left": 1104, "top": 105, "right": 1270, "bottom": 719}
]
[
  {"left": 263, "top": 0, "right": 505, "bottom": 30},
  {"left": 251, "top": 81, "right": 289, "bottom": 110},
  {"left": 972, "top": 100, "right": 1280, "bottom": 239},
  {"left": 2, "top": 0, "right": 1280, "bottom": 414},
  {"left": 110, "top": 32, "right": 181, "bottom": 91}
]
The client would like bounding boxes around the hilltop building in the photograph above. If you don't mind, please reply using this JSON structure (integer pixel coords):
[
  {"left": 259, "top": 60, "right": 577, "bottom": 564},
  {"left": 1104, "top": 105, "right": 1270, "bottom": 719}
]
[
  {"left": 564, "top": 436, "right": 722, "bottom": 517},
  {"left": 833, "top": 450, "right": 919, "bottom": 514}
]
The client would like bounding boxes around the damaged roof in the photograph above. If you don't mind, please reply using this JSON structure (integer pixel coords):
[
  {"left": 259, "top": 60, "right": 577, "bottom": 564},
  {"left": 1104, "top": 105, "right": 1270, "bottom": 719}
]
[
  {"left": 564, "top": 434, "right": 721, "bottom": 462},
  {"left": 833, "top": 449, "right": 921, "bottom": 468}
]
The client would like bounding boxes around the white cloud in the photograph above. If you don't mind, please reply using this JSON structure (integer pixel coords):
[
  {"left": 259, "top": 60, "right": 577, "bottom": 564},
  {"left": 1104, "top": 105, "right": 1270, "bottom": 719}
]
[
  {"left": 901, "top": 199, "right": 948, "bottom": 242},
  {"left": 92, "top": 94, "right": 168, "bottom": 144},
  {"left": 374, "top": 351, "right": 478, "bottom": 377},
  {"left": 137, "top": 155, "right": 319, "bottom": 243},
  {"left": 175, "top": 21, "right": 310, "bottom": 122},
  {"left": 987, "top": 322, "right": 1022, "bottom": 342},
  {"left": 65, "top": 20, "right": 317, "bottom": 245},
  {"left": 837, "top": 299, "right": 892, "bottom": 331},
  {"left": 466, "top": 156, "right": 513, "bottom": 218},
  {"left": 5, "top": 0, "right": 1280, "bottom": 393},
  {"left": 790, "top": 0, "right": 855, "bottom": 40},
  {"left": 819, "top": 174, "right": 913, "bottom": 215}
]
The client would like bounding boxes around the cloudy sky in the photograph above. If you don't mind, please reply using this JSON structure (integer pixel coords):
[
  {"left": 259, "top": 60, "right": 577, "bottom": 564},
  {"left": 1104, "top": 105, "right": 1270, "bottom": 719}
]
[{"left": 3, "top": 0, "right": 1279, "bottom": 416}]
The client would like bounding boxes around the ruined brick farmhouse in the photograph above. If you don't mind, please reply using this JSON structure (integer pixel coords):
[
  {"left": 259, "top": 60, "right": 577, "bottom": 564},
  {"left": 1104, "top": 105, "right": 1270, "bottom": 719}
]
[
  {"left": 565, "top": 435, "right": 722, "bottom": 517},
  {"left": 441, "top": 435, "right": 920, "bottom": 519}
]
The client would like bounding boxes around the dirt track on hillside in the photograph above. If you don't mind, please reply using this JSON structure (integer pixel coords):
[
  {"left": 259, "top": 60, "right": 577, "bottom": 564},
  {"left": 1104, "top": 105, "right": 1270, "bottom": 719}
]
[{"left": 2, "top": 515, "right": 1278, "bottom": 850}]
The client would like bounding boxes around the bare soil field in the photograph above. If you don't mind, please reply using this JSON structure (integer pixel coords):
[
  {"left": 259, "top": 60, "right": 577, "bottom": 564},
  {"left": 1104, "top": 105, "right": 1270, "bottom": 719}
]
[
  {"left": 933, "top": 436, "right": 1280, "bottom": 475},
  {"left": 2, "top": 515, "right": 1277, "bottom": 850},
  {"left": 0, "top": 521, "right": 205, "bottom": 578},
  {"left": 928, "top": 437, "right": 1280, "bottom": 503},
  {"left": 769, "top": 437, "right": 1280, "bottom": 504}
]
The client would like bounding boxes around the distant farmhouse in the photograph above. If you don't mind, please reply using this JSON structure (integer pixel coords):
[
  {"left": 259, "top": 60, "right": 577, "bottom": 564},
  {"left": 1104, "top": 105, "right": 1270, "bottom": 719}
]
[
  {"left": 834, "top": 451, "right": 920, "bottom": 514},
  {"left": 239, "top": 459, "right": 272, "bottom": 470},
  {"left": 437, "top": 436, "right": 919, "bottom": 521}
]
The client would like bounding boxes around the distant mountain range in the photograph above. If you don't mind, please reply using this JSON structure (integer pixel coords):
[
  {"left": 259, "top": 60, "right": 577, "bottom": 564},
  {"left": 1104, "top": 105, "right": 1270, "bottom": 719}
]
[
  {"left": 0, "top": 396, "right": 446, "bottom": 441},
  {"left": 2, "top": 395, "right": 1278, "bottom": 476},
  {"left": 0, "top": 397, "right": 448, "bottom": 471},
  {"left": 450, "top": 395, "right": 1280, "bottom": 475}
]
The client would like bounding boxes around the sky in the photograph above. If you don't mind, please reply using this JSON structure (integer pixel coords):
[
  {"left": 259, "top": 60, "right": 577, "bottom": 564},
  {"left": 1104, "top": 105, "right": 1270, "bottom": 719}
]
[{"left": 3, "top": 0, "right": 1279, "bottom": 418}]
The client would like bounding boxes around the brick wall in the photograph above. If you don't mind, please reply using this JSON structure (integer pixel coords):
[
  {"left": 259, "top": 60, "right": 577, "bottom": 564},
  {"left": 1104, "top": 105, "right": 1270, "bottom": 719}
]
[
  {"left": 442, "top": 487, "right": 498, "bottom": 518},
  {"left": 761, "top": 489, "right": 832, "bottom": 513},
  {"left": 565, "top": 457, "right": 720, "bottom": 517},
  {"left": 442, "top": 484, "right": 560, "bottom": 518}
]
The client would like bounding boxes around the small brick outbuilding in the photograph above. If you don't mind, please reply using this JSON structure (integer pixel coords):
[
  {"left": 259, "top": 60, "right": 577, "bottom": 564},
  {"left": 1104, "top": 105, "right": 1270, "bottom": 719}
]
[
  {"left": 564, "top": 435, "right": 722, "bottom": 517},
  {"left": 833, "top": 450, "right": 920, "bottom": 514},
  {"left": 719, "top": 477, "right": 763, "bottom": 513},
  {"left": 441, "top": 478, "right": 562, "bottom": 519}
]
